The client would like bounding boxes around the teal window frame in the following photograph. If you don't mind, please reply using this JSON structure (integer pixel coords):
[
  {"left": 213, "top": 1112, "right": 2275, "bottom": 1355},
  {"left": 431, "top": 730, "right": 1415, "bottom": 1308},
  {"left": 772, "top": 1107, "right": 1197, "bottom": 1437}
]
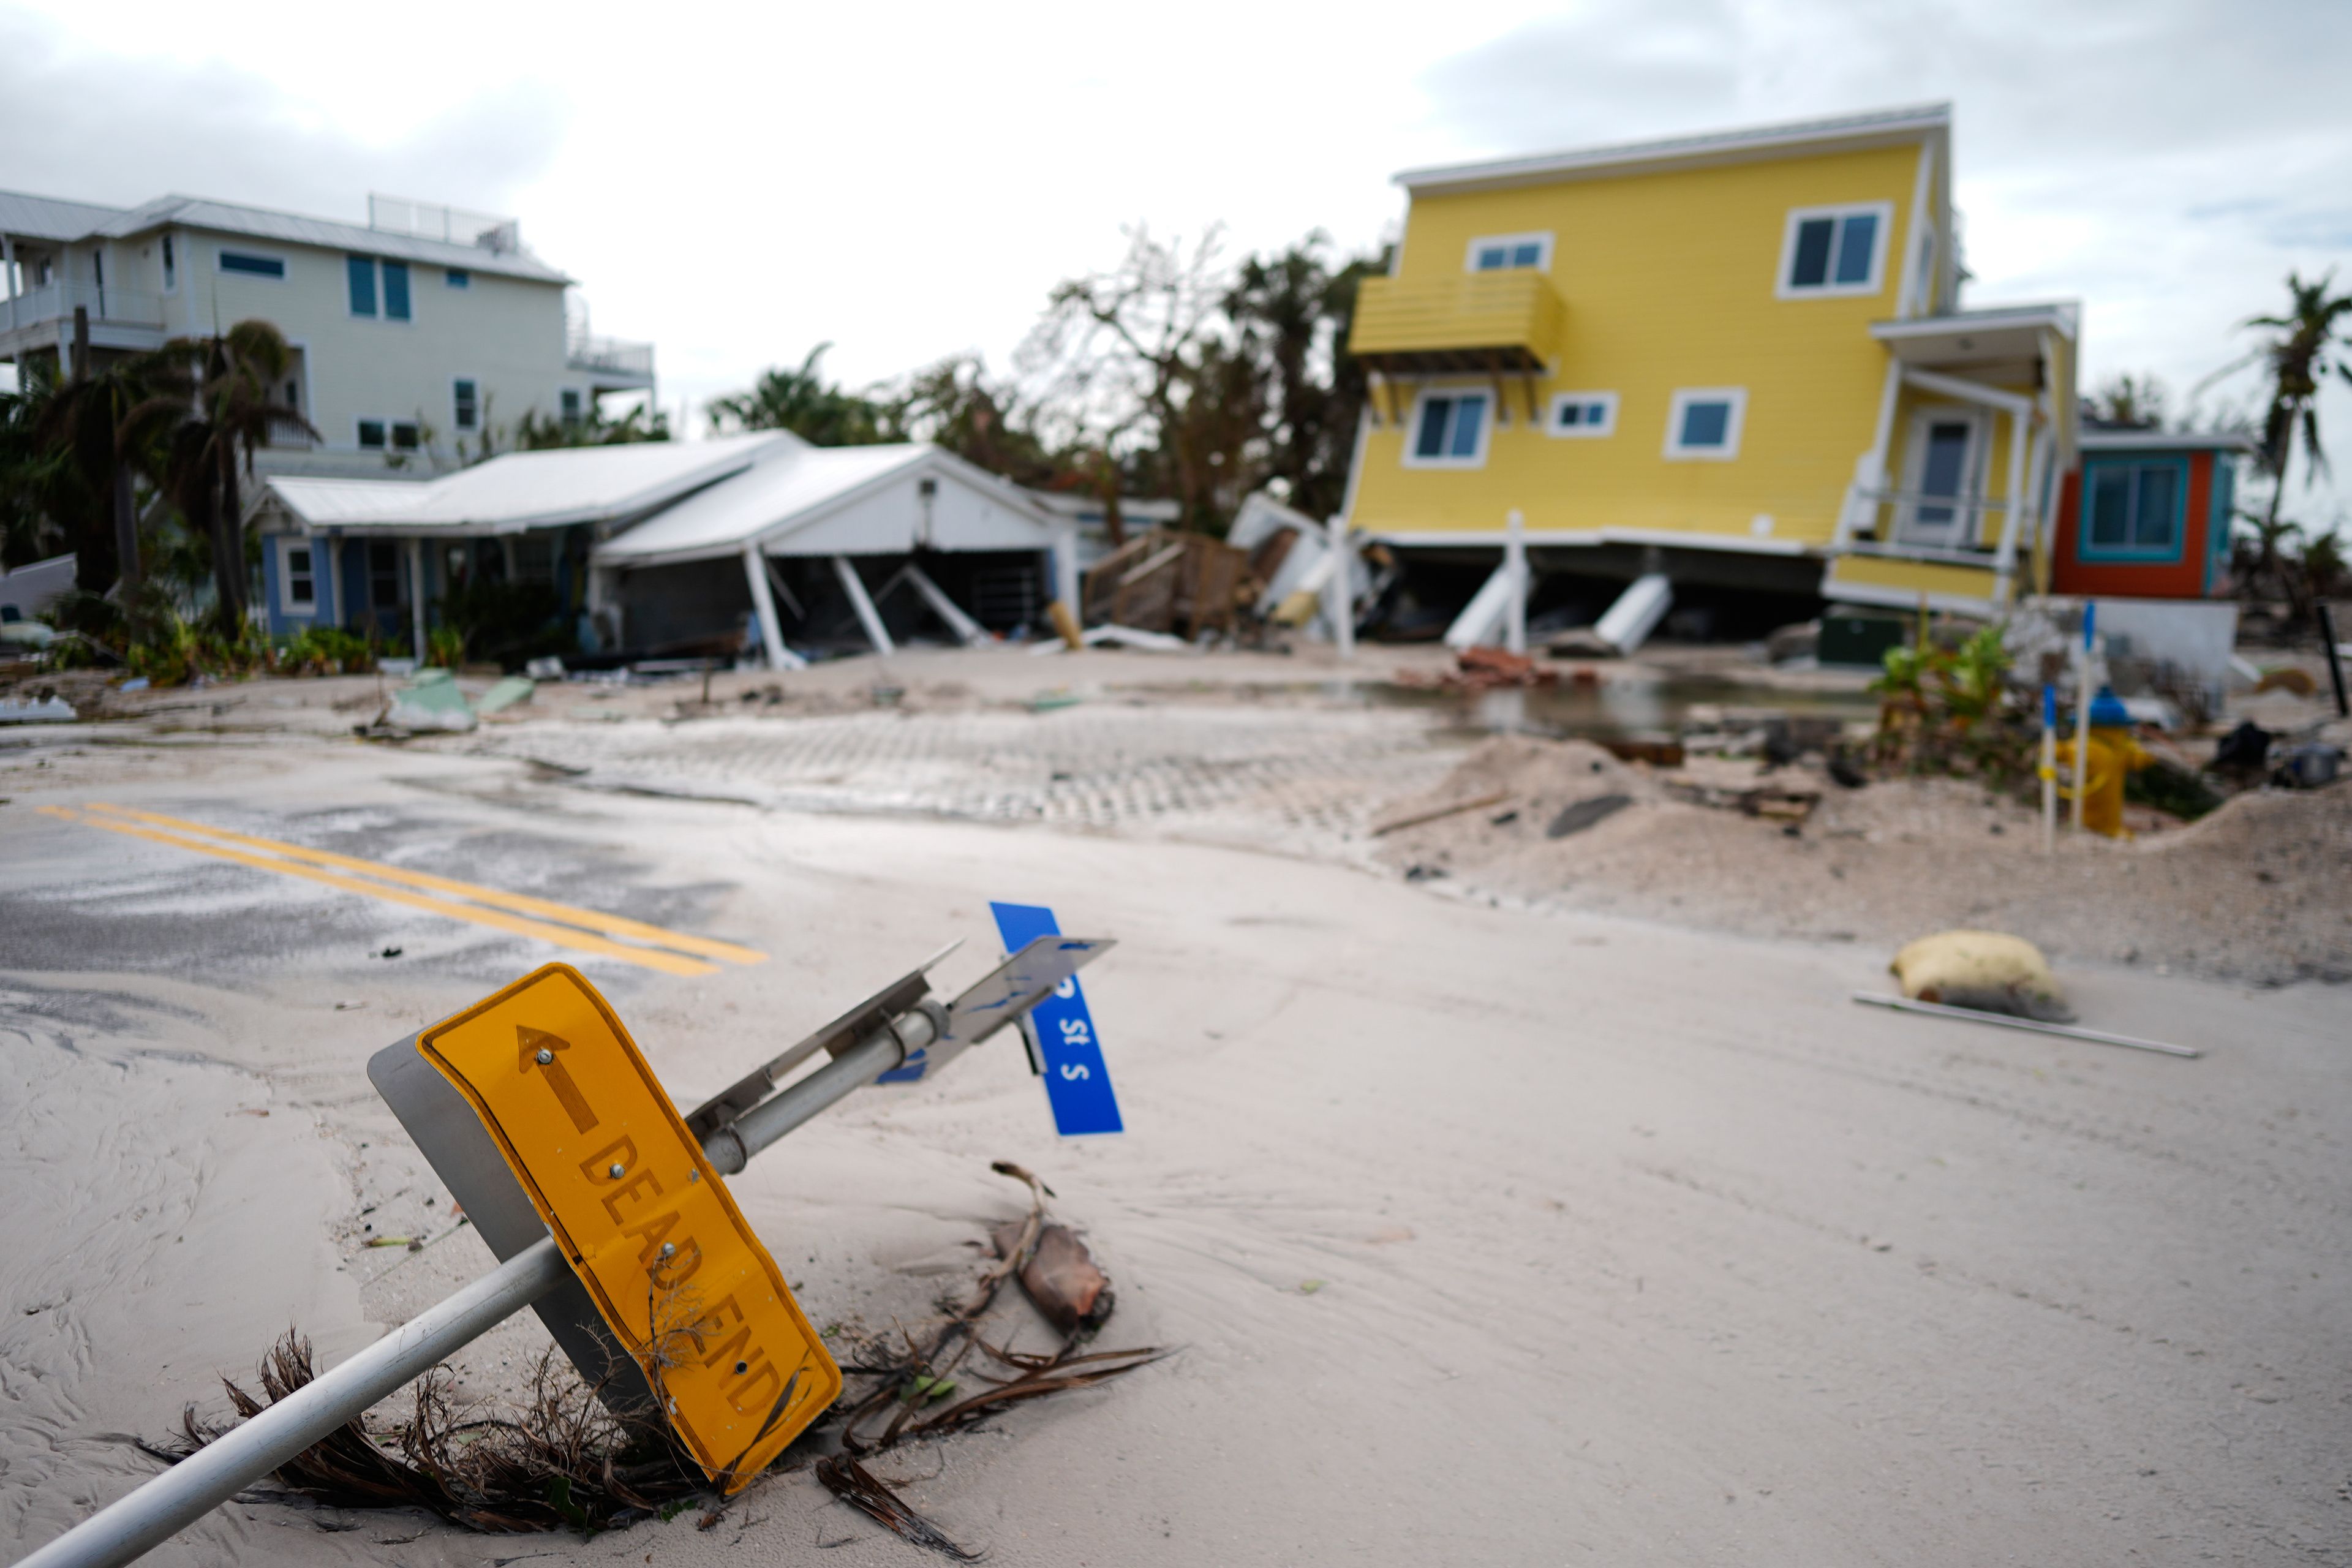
[
  {"left": 347, "top": 255, "right": 378, "bottom": 316},
  {"left": 219, "top": 249, "right": 286, "bottom": 279},
  {"left": 2077, "top": 455, "right": 2190, "bottom": 564},
  {"left": 2206, "top": 456, "right": 2236, "bottom": 591},
  {"left": 382, "top": 260, "right": 411, "bottom": 320}
]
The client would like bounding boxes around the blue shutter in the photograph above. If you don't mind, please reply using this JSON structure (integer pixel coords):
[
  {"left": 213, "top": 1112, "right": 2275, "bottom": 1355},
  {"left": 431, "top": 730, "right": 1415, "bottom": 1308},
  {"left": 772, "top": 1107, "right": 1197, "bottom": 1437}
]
[
  {"left": 347, "top": 256, "right": 377, "bottom": 315},
  {"left": 382, "top": 261, "right": 411, "bottom": 320}
]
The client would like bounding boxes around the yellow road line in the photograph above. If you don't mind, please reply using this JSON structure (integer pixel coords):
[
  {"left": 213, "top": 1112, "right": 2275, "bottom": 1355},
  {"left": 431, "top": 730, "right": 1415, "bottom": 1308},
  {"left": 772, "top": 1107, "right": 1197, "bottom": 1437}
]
[
  {"left": 82, "top": 802, "right": 766, "bottom": 966},
  {"left": 43, "top": 805, "right": 721, "bottom": 978}
]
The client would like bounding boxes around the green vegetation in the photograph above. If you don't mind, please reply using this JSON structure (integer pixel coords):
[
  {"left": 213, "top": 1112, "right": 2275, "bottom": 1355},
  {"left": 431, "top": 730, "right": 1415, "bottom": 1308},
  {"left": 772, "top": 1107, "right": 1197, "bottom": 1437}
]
[{"left": 1869, "top": 623, "right": 2033, "bottom": 784}]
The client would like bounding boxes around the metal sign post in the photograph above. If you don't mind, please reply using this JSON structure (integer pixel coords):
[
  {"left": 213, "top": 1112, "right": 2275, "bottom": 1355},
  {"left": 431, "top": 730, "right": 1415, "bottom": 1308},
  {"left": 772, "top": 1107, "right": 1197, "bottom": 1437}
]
[{"left": 15, "top": 932, "right": 1114, "bottom": 1568}]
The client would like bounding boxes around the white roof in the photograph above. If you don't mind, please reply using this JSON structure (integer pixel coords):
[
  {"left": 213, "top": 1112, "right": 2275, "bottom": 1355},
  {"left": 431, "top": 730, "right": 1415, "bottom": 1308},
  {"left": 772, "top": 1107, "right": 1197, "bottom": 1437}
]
[
  {"left": 265, "top": 432, "right": 800, "bottom": 535},
  {"left": 1396, "top": 103, "right": 1950, "bottom": 194},
  {"left": 0, "top": 187, "right": 570, "bottom": 284},
  {"left": 595, "top": 443, "right": 1058, "bottom": 567}
]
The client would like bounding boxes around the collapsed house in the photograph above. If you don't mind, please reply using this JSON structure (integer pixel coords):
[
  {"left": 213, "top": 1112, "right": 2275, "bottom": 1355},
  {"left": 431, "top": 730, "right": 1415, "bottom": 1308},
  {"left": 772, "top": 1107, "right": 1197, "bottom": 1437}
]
[{"left": 258, "top": 434, "right": 1082, "bottom": 664}]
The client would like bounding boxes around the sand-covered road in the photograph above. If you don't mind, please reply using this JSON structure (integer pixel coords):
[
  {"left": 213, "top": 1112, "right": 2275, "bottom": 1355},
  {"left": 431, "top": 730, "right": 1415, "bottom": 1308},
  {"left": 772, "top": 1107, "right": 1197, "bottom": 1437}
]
[{"left": 2, "top": 736, "right": 2347, "bottom": 1566}]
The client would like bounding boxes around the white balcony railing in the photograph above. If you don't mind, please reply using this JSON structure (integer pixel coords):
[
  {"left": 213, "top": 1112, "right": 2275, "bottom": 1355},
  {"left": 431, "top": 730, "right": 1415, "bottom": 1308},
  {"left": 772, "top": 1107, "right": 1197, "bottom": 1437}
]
[
  {"left": 1, "top": 280, "right": 168, "bottom": 337},
  {"left": 566, "top": 331, "right": 655, "bottom": 378}
]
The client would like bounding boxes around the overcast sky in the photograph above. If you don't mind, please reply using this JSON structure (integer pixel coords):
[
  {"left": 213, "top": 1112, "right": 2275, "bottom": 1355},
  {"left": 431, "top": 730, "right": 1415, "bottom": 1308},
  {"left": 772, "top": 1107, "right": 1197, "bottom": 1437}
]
[{"left": 6, "top": 0, "right": 2348, "bottom": 523}]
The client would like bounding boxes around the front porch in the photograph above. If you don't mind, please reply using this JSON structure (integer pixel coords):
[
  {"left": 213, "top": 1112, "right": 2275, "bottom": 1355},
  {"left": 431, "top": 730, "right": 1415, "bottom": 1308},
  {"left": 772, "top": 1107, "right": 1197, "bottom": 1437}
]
[{"left": 1822, "top": 304, "right": 2079, "bottom": 617}]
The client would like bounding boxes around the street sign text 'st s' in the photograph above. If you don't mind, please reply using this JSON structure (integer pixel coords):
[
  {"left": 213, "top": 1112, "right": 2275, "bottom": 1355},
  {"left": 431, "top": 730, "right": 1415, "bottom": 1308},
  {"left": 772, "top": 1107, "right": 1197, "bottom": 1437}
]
[{"left": 990, "top": 902, "right": 1122, "bottom": 1136}]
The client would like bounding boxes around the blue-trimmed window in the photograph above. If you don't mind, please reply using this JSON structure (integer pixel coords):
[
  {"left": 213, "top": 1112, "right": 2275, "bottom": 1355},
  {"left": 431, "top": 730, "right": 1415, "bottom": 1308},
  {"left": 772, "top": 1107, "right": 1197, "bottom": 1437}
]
[
  {"left": 2079, "top": 457, "right": 2188, "bottom": 562},
  {"left": 348, "top": 255, "right": 377, "bottom": 316},
  {"left": 382, "top": 261, "right": 411, "bottom": 320},
  {"left": 219, "top": 250, "right": 285, "bottom": 279},
  {"left": 445, "top": 266, "right": 470, "bottom": 288}
]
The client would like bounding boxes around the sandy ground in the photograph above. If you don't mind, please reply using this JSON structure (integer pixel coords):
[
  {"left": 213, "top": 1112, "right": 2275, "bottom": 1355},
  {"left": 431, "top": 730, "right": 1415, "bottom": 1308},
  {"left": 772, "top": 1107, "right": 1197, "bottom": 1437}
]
[
  {"left": 1373, "top": 734, "right": 2352, "bottom": 987},
  {"left": 2, "top": 657, "right": 2350, "bottom": 1565}
]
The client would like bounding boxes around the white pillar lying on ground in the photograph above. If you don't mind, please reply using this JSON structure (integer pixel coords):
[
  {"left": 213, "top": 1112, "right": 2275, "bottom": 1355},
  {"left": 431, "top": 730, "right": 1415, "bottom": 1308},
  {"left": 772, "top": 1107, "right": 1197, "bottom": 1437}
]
[
  {"left": 832, "top": 554, "right": 895, "bottom": 656},
  {"left": 1594, "top": 573, "right": 1673, "bottom": 655},
  {"left": 1443, "top": 564, "right": 1516, "bottom": 650}
]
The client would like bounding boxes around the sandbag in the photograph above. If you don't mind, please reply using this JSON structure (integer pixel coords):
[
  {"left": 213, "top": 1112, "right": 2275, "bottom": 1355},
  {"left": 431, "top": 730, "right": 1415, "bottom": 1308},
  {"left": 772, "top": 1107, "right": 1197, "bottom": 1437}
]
[{"left": 1889, "top": 930, "right": 2073, "bottom": 1022}]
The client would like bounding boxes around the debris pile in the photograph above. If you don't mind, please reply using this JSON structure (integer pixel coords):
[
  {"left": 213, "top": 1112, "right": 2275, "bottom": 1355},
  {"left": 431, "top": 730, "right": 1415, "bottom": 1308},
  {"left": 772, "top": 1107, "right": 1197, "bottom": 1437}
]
[{"left": 1393, "top": 645, "right": 1561, "bottom": 692}]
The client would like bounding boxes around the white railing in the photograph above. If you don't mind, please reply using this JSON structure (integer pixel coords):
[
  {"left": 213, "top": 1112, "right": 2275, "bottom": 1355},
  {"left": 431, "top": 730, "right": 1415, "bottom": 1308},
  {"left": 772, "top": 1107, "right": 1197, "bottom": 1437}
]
[
  {"left": 368, "top": 194, "right": 521, "bottom": 255},
  {"left": 1, "top": 281, "right": 168, "bottom": 336},
  {"left": 566, "top": 332, "right": 655, "bottom": 377}
]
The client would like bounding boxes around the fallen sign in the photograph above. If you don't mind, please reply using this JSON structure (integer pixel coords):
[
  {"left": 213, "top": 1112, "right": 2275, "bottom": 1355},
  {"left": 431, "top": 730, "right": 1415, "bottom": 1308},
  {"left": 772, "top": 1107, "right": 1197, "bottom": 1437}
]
[
  {"left": 19, "top": 933, "right": 1114, "bottom": 1568},
  {"left": 1852, "top": 991, "right": 2200, "bottom": 1059},
  {"left": 415, "top": 966, "right": 837, "bottom": 1487}
]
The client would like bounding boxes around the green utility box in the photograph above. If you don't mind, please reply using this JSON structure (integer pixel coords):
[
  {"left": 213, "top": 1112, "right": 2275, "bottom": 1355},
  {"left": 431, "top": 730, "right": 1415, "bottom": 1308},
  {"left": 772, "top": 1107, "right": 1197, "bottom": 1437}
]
[{"left": 1819, "top": 606, "right": 1911, "bottom": 668}]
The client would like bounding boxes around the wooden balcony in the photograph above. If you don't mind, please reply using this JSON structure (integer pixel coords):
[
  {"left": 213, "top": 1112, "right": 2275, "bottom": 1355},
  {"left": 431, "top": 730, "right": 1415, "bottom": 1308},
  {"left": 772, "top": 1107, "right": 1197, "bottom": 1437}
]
[{"left": 1348, "top": 271, "right": 1565, "bottom": 377}]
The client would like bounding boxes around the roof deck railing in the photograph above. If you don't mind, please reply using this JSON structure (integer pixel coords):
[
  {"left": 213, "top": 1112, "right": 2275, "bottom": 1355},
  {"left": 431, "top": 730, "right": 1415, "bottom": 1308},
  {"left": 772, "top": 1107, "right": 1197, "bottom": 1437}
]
[
  {"left": 367, "top": 195, "right": 521, "bottom": 255},
  {"left": 566, "top": 331, "right": 655, "bottom": 377}
]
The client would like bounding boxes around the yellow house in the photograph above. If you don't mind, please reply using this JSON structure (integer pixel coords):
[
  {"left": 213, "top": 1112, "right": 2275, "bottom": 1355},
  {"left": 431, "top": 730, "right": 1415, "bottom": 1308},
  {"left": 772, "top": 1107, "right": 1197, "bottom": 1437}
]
[{"left": 1342, "top": 104, "right": 2078, "bottom": 636}]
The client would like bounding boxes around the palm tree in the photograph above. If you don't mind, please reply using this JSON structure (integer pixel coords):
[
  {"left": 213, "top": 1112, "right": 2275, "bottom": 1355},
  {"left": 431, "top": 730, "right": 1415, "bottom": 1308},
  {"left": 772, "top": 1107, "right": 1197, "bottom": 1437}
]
[
  {"left": 29, "top": 349, "right": 184, "bottom": 594},
  {"left": 136, "top": 321, "right": 314, "bottom": 628},
  {"left": 2244, "top": 271, "right": 2352, "bottom": 543},
  {"left": 706, "top": 344, "right": 890, "bottom": 445}
]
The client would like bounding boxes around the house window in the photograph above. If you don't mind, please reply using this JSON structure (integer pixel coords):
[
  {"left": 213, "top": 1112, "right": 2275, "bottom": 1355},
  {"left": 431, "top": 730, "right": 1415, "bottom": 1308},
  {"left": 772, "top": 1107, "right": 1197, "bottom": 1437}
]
[
  {"left": 357, "top": 419, "right": 387, "bottom": 450},
  {"left": 453, "top": 378, "right": 480, "bottom": 431},
  {"left": 219, "top": 250, "right": 287, "bottom": 279},
  {"left": 279, "top": 540, "right": 316, "bottom": 612},
  {"left": 1466, "top": 233, "right": 1552, "bottom": 273},
  {"left": 1777, "top": 203, "right": 1892, "bottom": 297},
  {"left": 382, "top": 261, "right": 411, "bottom": 320},
  {"left": 1664, "top": 388, "right": 1747, "bottom": 460},
  {"left": 348, "top": 255, "right": 377, "bottom": 316},
  {"left": 368, "top": 542, "right": 403, "bottom": 609},
  {"left": 162, "top": 236, "right": 176, "bottom": 292},
  {"left": 559, "top": 388, "right": 584, "bottom": 427},
  {"left": 2081, "top": 458, "right": 2188, "bottom": 560},
  {"left": 1547, "top": 391, "right": 1618, "bottom": 439},
  {"left": 1406, "top": 391, "right": 1491, "bottom": 467},
  {"left": 391, "top": 421, "right": 421, "bottom": 451},
  {"left": 445, "top": 267, "right": 470, "bottom": 288}
]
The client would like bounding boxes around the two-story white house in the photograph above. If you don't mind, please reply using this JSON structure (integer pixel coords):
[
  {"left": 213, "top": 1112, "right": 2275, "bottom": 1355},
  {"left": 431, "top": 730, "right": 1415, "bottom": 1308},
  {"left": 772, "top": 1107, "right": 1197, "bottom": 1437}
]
[{"left": 0, "top": 190, "right": 653, "bottom": 479}]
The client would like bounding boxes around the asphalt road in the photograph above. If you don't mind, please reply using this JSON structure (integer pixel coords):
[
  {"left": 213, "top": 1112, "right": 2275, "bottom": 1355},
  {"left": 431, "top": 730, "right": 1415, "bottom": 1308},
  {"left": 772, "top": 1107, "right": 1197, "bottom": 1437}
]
[{"left": 3, "top": 734, "right": 2348, "bottom": 1566}]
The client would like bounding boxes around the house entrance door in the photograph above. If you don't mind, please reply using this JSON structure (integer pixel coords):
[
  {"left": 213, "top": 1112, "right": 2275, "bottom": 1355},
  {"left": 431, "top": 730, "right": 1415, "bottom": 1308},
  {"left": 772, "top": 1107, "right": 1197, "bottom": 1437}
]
[{"left": 1896, "top": 409, "right": 1985, "bottom": 549}]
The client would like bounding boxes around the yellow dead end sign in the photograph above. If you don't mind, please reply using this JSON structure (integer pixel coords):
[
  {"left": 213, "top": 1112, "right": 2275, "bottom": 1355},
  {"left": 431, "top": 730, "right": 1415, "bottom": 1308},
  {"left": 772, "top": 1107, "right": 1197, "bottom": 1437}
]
[{"left": 417, "top": 963, "right": 840, "bottom": 1491}]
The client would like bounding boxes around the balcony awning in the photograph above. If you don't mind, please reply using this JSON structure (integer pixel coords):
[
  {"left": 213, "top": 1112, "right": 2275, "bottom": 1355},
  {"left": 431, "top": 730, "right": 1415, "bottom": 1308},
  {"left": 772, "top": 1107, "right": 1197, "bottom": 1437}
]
[
  {"left": 1348, "top": 271, "right": 1565, "bottom": 379},
  {"left": 1869, "top": 304, "right": 2077, "bottom": 370}
]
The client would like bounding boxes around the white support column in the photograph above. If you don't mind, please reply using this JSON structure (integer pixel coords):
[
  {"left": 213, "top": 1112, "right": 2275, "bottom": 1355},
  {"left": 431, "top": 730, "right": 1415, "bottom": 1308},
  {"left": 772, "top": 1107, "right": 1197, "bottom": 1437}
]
[
  {"left": 744, "top": 542, "right": 798, "bottom": 671},
  {"left": 1993, "top": 406, "right": 2030, "bottom": 601},
  {"left": 832, "top": 554, "right": 894, "bottom": 656},
  {"left": 407, "top": 537, "right": 427, "bottom": 655},
  {"left": 1502, "top": 508, "right": 1528, "bottom": 656},
  {"left": 902, "top": 562, "right": 987, "bottom": 645},
  {"left": 320, "top": 535, "right": 341, "bottom": 628},
  {"left": 1325, "top": 514, "right": 1355, "bottom": 662},
  {"left": 1050, "top": 524, "right": 1082, "bottom": 618}
]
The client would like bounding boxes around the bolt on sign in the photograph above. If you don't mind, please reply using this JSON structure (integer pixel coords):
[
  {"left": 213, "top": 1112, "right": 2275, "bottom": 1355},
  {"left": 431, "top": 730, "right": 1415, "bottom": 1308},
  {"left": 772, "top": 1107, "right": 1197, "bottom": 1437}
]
[{"left": 417, "top": 964, "right": 839, "bottom": 1490}]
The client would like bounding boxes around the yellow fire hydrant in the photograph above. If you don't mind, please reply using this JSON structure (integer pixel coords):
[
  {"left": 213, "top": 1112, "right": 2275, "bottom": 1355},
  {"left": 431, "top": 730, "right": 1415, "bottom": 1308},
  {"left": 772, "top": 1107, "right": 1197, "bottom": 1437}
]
[{"left": 2055, "top": 728, "right": 2155, "bottom": 839}]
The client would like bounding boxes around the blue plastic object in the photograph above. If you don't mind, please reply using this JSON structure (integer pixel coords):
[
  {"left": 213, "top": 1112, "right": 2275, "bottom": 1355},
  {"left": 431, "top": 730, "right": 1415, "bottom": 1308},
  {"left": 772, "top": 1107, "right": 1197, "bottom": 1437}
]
[{"left": 2087, "top": 685, "right": 2133, "bottom": 728}]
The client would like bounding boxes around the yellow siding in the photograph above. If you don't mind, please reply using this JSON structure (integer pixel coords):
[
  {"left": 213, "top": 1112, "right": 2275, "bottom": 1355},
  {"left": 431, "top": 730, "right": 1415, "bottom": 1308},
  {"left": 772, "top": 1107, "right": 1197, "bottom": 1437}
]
[
  {"left": 1354, "top": 142, "right": 1925, "bottom": 543},
  {"left": 1825, "top": 553, "right": 1999, "bottom": 601}
]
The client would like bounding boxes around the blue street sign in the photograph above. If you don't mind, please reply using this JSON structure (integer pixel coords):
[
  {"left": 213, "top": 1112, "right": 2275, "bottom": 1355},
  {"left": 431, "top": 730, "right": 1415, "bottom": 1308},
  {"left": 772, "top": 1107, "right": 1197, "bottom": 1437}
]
[{"left": 990, "top": 901, "right": 1123, "bottom": 1136}]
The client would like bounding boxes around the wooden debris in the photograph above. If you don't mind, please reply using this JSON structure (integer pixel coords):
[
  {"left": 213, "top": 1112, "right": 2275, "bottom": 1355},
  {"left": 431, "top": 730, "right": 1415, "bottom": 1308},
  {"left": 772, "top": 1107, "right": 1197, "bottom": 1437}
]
[{"left": 1370, "top": 791, "right": 1512, "bottom": 837}]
